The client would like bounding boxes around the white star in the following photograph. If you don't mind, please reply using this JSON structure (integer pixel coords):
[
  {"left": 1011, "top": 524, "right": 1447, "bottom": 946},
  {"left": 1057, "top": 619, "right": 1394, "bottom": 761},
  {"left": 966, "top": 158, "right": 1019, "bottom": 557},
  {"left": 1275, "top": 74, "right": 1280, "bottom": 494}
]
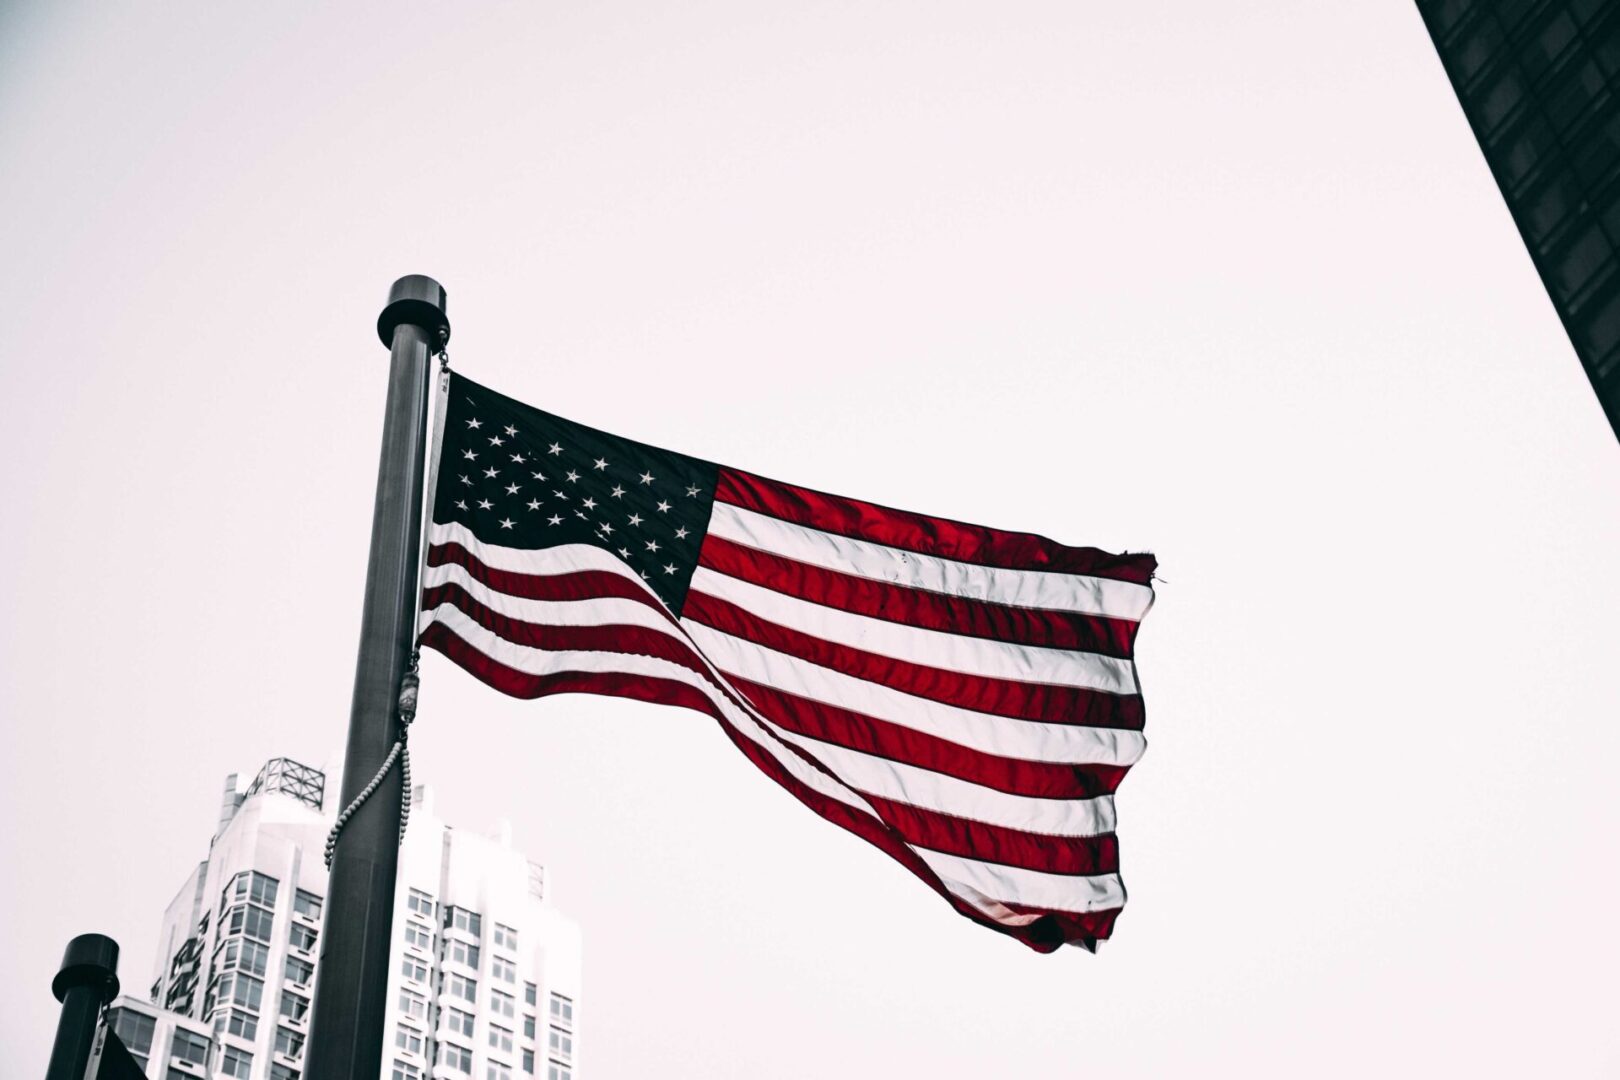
[
  {"left": 645, "top": 540, "right": 660, "bottom": 553},
  {"left": 459, "top": 474, "right": 472, "bottom": 486},
  {"left": 627, "top": 513, "right": 643, "bottom": 526},
  {"left": 510, "top": 453, "right": 526, "bottom": 464},
  {"left": 504, "top": 425, "right": 518, "bottom": 437},
  {"left": 582, "top": 497, "right": 598, "bottom": 510},
  {"left": 640, "top": 570, "right": 649, "bottom": 580},
  {"left": 574, "top": 510, "right": 587, "bottom": 520},
  {"left": 663, "top": 563, "right": 677, "bottom": 575},
  {"left": 466, "top": 418, "right": 482, "bottom": 429},
  {"left": 527, "top": 499, "right": 541, "bottom": 510},
  {"left": 639, "top": 471, "right": 655, "bottom": 485},
  {"left": 593, "top": 458, "right": 608, "bottom": 471},
  {"left": 499, "top": 518, "right": 515, "bottom": 529},
  {"left": 505, "top": 483, "right": 521, "bottom": 496},
  {"left": 552, "top": 490, "right": 567, "bottom": 500},
  {"left": 599, "top": 522, "right": 613, "bottom": 534},
  {"left": 547, "top": 514, "right": 563, "bottom": 526},
  {"left": 483, "top": 467, "right": 499, "bottom": 479},
  {"left": 565, "top": 470, "right": 580, "bottom": 483},
  {"left": 478, "top": 499, "right": 493, "bottom": 510},
  {"left": 686, "top": 485, "right": 700, "bottom": 497},
  {"left": 489, "top": 435, "right": 504, "bottom": 447},
  {"left": 674, "top": 526, "right": 690, "bottom": 539},
  {"left": 455, "top": 500, "right": 468, "bottom": 510},
  {"left": 548, "top": 443, "right": 563, "bottom": 456},
  {"left": 610, "top": 485, "right": 625, "bottom": 498},
  {"left": 531, "top": 470, "right": 547, "bottom": 481},
  {"left": 462, "top": 449, "right": 477, "bottom": 460},
  {"left": 618, "top": 547, "right": 631, "bottom": 559},
  {"left": 656, "top": 500, "right": 671, "bottom": 513}
]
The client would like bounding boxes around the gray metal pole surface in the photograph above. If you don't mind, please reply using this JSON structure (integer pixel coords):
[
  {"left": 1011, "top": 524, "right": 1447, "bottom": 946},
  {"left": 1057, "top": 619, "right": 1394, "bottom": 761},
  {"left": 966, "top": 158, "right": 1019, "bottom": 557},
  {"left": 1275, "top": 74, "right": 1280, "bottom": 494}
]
[
  {"left": 45, "top": 933, "right": 119, "bottom": 1080},
  {"left": 304, "top": 276, "right": 448, "bottom": 1080}
]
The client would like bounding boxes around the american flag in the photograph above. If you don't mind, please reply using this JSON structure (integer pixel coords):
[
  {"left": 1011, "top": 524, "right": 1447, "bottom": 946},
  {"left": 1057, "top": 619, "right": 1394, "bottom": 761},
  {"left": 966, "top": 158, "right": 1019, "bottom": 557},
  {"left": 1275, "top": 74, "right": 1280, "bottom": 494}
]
[{"left": 420, "top": 373, "right": 1155, "bottom": 952}]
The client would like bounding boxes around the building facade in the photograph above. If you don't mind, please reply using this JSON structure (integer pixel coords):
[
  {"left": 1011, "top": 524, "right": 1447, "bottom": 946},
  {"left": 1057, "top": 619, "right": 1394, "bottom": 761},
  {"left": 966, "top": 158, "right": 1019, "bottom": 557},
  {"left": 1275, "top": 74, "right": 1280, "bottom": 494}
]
[
  {"left": 108, "top": 757, "right": 582, "bottom": 1080},
  {"left": 1416, "top": 0, "right": 1620, "bottom": 440}
]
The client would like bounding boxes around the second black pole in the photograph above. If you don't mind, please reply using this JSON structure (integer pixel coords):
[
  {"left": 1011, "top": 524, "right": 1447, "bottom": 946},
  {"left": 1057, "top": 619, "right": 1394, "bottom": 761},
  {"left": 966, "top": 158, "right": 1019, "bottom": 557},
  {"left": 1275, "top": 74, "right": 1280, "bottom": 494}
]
[{"left": 303, "top": 275, "right": 447, "bottom": 1080}]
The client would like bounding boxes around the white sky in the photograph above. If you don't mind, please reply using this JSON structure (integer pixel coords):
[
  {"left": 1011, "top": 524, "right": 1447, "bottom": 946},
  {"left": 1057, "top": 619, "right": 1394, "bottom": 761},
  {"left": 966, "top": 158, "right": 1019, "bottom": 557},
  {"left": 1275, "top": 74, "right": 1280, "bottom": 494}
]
[{"left": 4, "top": 3, "right": 1619, "bottom": 1076}]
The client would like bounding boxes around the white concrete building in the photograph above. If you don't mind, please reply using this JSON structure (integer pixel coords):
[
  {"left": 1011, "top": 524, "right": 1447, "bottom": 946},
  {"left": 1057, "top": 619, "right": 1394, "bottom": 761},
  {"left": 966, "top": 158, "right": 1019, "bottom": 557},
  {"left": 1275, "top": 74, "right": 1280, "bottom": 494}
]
[{"left": 114, "top": 756, "right": 582, "bottom": 1080}]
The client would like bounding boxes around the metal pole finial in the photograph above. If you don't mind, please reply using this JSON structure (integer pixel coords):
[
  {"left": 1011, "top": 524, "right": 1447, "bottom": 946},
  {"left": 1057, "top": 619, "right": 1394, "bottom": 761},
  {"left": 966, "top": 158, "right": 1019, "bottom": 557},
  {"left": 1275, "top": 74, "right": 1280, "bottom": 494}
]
[{"left": 377, "top": 274, "right": 450, "bottom": 349}]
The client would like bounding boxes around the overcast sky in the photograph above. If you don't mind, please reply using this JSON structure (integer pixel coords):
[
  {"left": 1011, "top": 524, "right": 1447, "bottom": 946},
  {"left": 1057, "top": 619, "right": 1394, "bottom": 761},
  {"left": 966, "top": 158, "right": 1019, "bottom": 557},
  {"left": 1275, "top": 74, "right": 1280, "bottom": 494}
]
[{"left": 4, "top": 3, "right": 1619, "bottom": 1077}]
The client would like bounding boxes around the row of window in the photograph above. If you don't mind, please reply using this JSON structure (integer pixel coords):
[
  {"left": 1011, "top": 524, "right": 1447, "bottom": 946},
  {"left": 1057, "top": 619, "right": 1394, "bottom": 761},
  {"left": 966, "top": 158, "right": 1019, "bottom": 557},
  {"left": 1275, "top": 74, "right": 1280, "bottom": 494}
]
[{"left": 391, "top": 1053, "right": 570, "bottom": 1080}]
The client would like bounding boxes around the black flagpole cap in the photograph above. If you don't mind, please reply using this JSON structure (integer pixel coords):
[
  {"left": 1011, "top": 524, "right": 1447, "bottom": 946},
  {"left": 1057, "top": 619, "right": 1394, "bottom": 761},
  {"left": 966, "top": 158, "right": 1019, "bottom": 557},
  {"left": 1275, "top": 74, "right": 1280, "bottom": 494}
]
[
  {"left": 52, "top": 933, "right": 120, "bottom": 1004},
  {"left": 377, "top": 274, "right": 451, "bottom": 349}
]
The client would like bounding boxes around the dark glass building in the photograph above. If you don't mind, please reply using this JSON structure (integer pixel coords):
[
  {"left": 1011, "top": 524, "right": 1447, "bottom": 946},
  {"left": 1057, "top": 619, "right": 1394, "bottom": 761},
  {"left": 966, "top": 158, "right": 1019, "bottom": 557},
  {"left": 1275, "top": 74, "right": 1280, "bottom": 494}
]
[{"left": 1416, "top": 1, "right": 1620, "bottom": 441}]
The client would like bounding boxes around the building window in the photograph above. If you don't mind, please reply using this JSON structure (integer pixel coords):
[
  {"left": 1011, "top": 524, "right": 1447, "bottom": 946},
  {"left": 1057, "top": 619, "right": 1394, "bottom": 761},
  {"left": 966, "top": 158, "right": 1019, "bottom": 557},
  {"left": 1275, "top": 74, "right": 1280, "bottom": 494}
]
[
  {"left": 494, "top": 923, "right": 518, "bottom": 950},
  {"left": 407, "top": 888, "right": 435, "bottom": 918},
  {"left": 438, "top": 1043, "right": 473, "bottom": 1074},
  {"left": 284, "top": 956, "right": 314, "bottom": 987},
  {"left": 547, "top": 1028, "right": 572, "bottom": 1062},
  {"left": 218, "top": 938, "right": 270, "bottom": 977},
  {"left": 220, "top": 1046, "right": 254, "bottom": 1079},
  {"left": 398, "top": 988, "right": 427, "bottom": 1022},
  {"left": 523, "top": 983, "right": 537, "bottom": 1007},
  {"left": 490, "top": 1024, "right": 514, "bottom": 1054},
  {"left": 446, "top": 972, "right": 478, "bottom": 1003},
  {"left": 280, "top": 991, "right": 310, "bottom": 1023},
  {"left": 548, "top": 994, "right": 573, "bottom": 1029},
  {"left": 270, "top": 1065, "right": 300, "bottom": 1080},
  {"left": 404, "top": 921, "right": 434, "bottom": 951},
  {"left": 391, "top": 1061, "right": 422, "bottom": 1080},
  {"left": 400, "top": 956, "right": 429, "bottom": 983},
  {"left": 289, "top": 924, "right": 318, "bottom": 953},
  {"left": 394, "top": 1025, "right": 423, "bottom": 1056},
  {"left": 546, "top": 1064, "right": 571, "bottom": 1080},
  {"left": 224, "top": 1008, "right": 259, "bottom": 1041},
  {"left": 522, "top": 1049, "right": 534, "bottom": 1074},
  {"left": 275, "top": 1025, "right": 305, "bottom": 1059},
  {"left": 487, "top": 1066, "right": 513, "bottom": 1080},
  {"left": 523, "top": 1015, "right": 535, "bottom": 1040},
  {"left": 446, "top": 938, "right": 481, "bottom": 968},
  {"left": 491, "top": 958, "right": 517, "bottom": 984},
  {"left": 218, "top": 972, "right": 264, "bottom": 1012},
  {"left": 445, "top": 906, "right": 483, "bottom": 937},
  {"left": 224, "top": 903, "right": 277, "bottom": 944},
  {"left": 491, "top": 989, "right": 515, "bottom": 1019},
  {"left": 225, "top": 871, "right": 280, "bottom": 910},
  {"left": 293, "top": 890, "right": 322, "bottom": 921},
  {"left": 108, "top": 1007, "right": 155, "bottom": 1069},
  {"left": 167, "top": 1069, "right": 194, "bottom": 1080},
  {"left": 446, "top": 1008, "right": 476, "bottom": 1039},
  {"left": 170, "top": 1028, "right": 209, "bottom": 1066}
]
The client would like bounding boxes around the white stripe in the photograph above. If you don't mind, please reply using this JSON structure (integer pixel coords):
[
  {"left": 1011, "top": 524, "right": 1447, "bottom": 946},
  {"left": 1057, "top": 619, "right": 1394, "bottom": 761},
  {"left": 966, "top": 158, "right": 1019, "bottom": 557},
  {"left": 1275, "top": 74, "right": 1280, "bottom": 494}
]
[
  {"left": 707, "top": 501, "right": 1154, "bottom": 621},
  {"left": 430, "top": 520, "right": 655, "bottom": 585},
  {"left": 913, "top": 848, "right": 1126, "bottom": 914},
  {"left": 689, "top": 566, "right": 1137, "bottom": 694},
  {"left": 423, "top": 560, "right": 675, "bottom": 635},
  {"left": 680, "top": 621, "right": 1146, "bottom": 767},
  {"left": 770, "top": 730, "right": 1116, "bottom": 836}
]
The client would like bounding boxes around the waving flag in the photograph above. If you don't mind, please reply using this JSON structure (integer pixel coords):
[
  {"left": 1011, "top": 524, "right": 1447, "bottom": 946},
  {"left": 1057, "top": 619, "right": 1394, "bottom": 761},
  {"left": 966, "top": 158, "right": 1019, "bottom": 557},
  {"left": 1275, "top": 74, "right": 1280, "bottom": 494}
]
[{"left": 420, "top": 373, "right": 1155, "bottom": 952}]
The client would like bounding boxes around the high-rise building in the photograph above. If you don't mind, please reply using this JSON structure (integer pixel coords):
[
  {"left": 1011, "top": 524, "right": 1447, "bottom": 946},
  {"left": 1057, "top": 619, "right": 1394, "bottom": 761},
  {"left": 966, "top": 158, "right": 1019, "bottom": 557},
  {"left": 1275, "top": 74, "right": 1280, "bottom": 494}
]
[
  {"left": 1415, "top": 1, "right": 1620, "bottom": 440},
  {"left": 106, "top": 756, "right": 582, "bottom": 1080}
]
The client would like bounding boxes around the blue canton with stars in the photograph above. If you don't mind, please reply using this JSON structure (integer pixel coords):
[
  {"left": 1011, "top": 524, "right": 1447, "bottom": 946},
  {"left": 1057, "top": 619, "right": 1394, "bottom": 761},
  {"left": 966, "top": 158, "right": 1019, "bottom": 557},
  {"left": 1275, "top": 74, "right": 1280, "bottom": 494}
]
[{"left": 434, "top": 373, "right": 720, "bottom": 614}]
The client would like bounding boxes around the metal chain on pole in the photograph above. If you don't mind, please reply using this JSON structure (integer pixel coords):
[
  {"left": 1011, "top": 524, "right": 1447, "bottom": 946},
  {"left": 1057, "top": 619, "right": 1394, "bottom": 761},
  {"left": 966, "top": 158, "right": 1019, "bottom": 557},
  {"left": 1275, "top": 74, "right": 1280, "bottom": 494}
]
[{"left": 324, "top": 650, "right": 419, "bottom": 868}]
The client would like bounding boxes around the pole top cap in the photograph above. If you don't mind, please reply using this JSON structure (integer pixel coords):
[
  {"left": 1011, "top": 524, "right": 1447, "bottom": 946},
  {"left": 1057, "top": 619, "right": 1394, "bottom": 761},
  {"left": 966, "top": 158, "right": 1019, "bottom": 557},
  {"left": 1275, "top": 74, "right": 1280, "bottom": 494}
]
[
  {"left": 53, "top": 933, "right": 120, "bottom": 1004},
  {"left": 378, "top": 275, "right": 451, "bottom": 349}
]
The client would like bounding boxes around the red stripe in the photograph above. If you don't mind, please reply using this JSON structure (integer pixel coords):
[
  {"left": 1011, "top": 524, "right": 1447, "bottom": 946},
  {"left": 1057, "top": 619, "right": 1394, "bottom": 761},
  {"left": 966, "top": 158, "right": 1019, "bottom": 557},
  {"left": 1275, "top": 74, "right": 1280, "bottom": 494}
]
[
  {"left": 859, "top": 793, "right": 1120, "bottom": 877},
  {"left": 698, "top": 535, "right": 1138, "bottom": 657},
  {"left": 723, "top": 673, "right": 1129, "bottom": 799},
  {"left": 419, "top": 621, "right": 1116, "bottom": 951},
  {"left": 428, "top": 542, "right": 669, "bottom": 616},
  {"left": 681, "top": 590, "right": 1145, "bottom": 730},
  {"left": 715, "top": 467, "right": 1156, "bottom": 584}
]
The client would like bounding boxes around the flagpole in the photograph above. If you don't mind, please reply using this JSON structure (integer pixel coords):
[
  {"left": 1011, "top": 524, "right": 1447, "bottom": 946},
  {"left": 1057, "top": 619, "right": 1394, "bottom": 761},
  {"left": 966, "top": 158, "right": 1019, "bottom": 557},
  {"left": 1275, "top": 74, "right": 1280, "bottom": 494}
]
[{"left": 304, "top": 275, "right": 448, "bottom": 1080}]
